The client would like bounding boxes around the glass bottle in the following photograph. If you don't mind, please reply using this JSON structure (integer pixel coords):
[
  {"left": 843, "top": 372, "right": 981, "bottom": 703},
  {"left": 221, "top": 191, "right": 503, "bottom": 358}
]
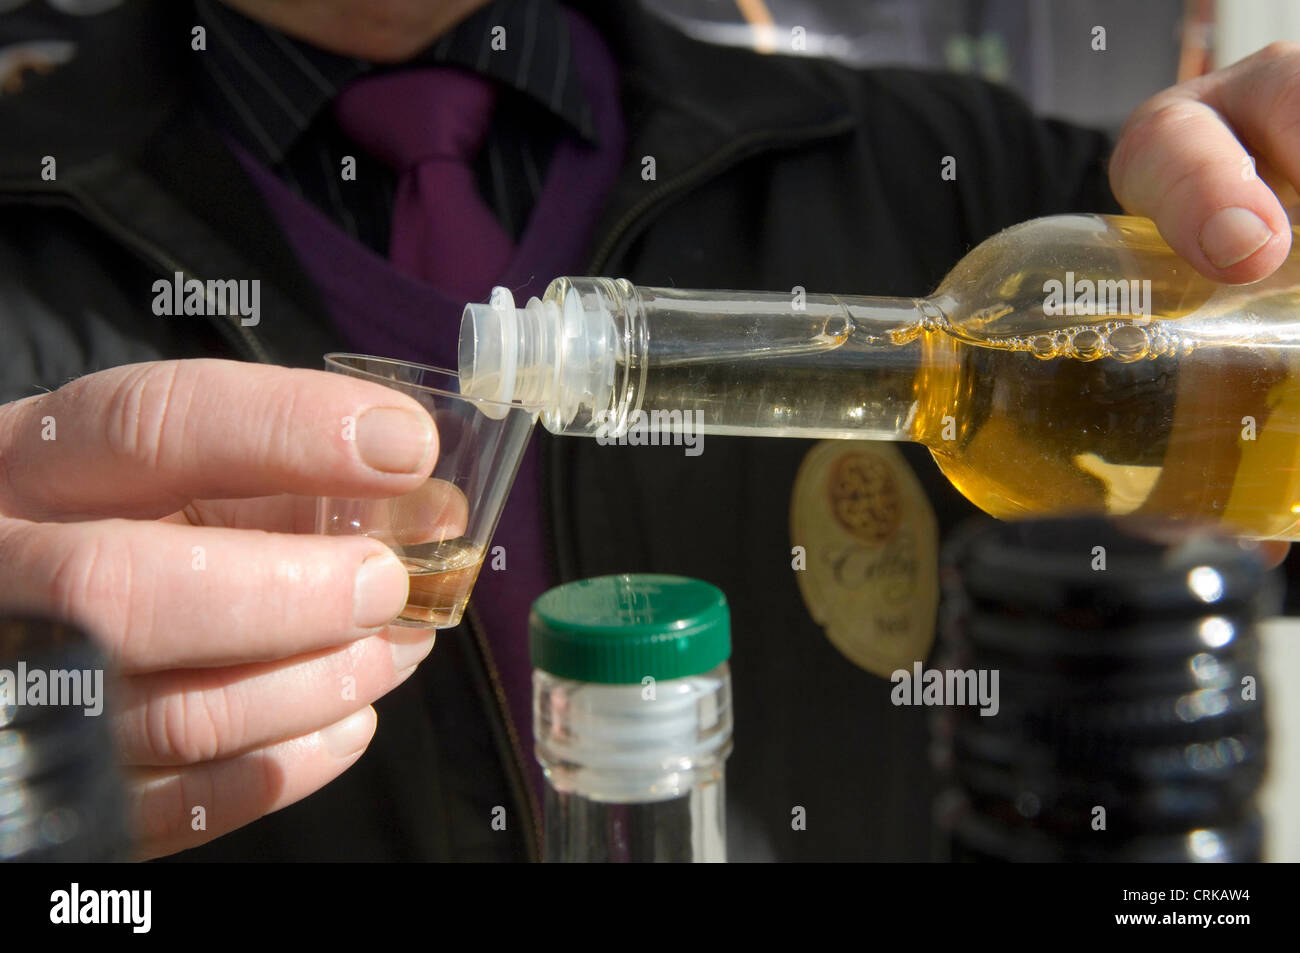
[
  {"left": 931, "top": 515, "right": 1276, "bottom": 862},
  {"left": 461, "top": 214, "right": 1300, "bottom": 539},
  {"left": 530, "top": 574, "right": 732, "bottom": 863}
]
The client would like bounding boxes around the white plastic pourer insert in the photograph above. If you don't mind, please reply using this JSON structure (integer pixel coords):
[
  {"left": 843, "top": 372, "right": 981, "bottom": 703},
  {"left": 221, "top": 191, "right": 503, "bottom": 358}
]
[
  {"left": 461, "top": 278, "right": 620, "bottom": 434},
  {"left": 459, "top": 286, "right": 520, "bottom": 419}
]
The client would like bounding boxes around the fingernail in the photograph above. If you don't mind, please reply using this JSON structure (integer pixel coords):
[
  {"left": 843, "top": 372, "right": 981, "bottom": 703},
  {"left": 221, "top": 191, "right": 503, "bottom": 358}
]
[
  {"left": 1198, "top": 206, "right": 1274, "bottom": 268},
  {"left": 355, "top": 407, "right": 433, "bottom": 474},
  {"left": 388, "top": 629, "right": 436, "bottom": 670},
  {"left": 353, "top": 550, "right": 409, "bottom": 628},
  {"left": 394, "top": 663, "right": 421, "bottom": 686},
  {"left": 320, "top": 707, "right": 375, "bottom": 758}
]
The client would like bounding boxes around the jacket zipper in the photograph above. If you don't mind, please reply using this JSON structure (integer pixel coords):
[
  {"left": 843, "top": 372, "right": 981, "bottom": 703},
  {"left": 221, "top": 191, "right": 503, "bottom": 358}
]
[
  {"left": 464, "top": 601, "right": 541, "bottom": 861},
  {"left": 586, "top": 115, "right": 858, "bottom": 274}
]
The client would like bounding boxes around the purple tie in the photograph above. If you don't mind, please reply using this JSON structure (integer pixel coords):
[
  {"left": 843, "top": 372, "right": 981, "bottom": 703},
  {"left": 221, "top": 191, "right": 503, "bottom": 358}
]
[{"left": 334, "top": 68, "right": 514, "bottom": 298}]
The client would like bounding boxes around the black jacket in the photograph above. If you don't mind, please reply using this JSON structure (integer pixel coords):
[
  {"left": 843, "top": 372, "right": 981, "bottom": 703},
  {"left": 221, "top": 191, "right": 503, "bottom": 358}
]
[{"left": 1, "top": 1, "right": 1125, "bottom": 860}]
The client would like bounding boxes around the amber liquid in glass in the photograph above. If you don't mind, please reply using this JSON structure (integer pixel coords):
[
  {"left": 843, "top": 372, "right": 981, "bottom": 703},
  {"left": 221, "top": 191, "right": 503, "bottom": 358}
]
[{"left": 396, "top": 539, "right": 485, "bottom": 627}]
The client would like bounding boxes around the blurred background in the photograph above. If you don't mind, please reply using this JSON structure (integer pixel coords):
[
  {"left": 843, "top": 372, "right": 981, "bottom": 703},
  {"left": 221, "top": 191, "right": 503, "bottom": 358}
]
[{"left": 643, "top": 0, "right": 1300, "bottom": 135}]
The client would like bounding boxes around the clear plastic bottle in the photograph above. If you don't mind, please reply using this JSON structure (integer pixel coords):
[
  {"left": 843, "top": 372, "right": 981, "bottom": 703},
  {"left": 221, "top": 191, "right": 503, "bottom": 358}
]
[
  {"left": 461, "top": 214, "right": 1300, "bottom": 539},
  {"left": 530, "top": 574, "right": 732, "bottom": 863}
]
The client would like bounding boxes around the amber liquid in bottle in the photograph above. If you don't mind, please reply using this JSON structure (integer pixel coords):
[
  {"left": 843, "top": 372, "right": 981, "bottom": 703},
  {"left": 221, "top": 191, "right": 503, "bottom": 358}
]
[{"left": 918, "top": 311, "right": 1300, "bottom": 539}]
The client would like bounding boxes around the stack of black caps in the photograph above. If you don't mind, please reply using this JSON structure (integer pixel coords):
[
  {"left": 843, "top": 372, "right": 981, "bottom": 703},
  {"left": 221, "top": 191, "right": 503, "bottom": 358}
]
[
  {"left": 0, "top": 616, "right": 130, "bottom": 861},
  {"left": 932, "top": 517, "right": 1278, "bottom": 862}
]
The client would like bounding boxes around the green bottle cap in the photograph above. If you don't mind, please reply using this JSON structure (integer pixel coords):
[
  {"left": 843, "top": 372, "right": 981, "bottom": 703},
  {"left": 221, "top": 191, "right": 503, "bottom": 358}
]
[{"left": 529, "top": 574, "right": 730, "bottom": 683}]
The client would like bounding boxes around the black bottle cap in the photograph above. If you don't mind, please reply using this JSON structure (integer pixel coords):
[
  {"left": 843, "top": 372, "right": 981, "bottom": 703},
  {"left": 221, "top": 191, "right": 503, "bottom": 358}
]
[{"left": 947, "top": 516, "right": 1282, "bottom": 625}]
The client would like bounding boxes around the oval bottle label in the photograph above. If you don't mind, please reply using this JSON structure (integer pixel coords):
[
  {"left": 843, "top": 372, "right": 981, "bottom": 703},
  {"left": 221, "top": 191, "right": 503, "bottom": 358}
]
[{"left": 790, "top": 442, "right": 939, "bottom": 678}]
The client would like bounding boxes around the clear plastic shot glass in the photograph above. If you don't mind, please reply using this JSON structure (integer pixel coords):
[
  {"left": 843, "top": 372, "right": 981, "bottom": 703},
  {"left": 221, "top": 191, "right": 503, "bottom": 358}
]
[{"left": 316, "top": 353, "right": 539, "bottom": 629}]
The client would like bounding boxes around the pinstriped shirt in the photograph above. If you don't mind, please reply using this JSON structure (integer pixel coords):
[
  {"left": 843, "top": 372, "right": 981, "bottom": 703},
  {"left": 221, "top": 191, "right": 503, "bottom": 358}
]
[{"left": 191, "top": 0, "right": 599, "bottom": 252}]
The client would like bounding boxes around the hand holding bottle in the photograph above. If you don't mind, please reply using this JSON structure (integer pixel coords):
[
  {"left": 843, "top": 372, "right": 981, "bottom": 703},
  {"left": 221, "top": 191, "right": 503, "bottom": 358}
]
[
  {"left": 1114, "top": 44, "right": 1300, "bottom": 564},
  {"left": 1110, "top": 42, "right": 1300, "bottom": 285}
]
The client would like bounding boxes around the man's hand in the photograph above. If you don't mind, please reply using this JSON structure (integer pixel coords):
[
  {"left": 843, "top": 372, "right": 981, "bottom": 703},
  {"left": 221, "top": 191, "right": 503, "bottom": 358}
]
[
  {"left": 1110, "top": 41, "right": 1300, "bottom": 284},
  {"left": 1112, "top": 43, "right": 1300, "bottom": 568},
  {"left": 0, "top": 359, "right": 438, "bottom": 859}
]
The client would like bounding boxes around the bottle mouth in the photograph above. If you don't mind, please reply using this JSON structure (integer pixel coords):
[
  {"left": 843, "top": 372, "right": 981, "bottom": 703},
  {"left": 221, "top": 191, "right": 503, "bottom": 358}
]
[{"left": 460, "top": 293, "right": 520, "bottom": 411}]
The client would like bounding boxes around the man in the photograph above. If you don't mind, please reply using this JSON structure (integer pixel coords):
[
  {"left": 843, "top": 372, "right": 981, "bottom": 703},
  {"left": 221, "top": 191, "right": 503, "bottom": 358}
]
[{"left": 0, "top": 0, "right": 1296, "bottom": 861}]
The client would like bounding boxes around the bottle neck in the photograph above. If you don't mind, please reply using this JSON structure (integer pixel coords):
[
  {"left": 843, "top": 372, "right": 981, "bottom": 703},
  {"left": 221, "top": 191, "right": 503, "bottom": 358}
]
[
  {"left": 619, "top": 283, "right": 951, "bottom": 441},
  {"left": 459, "top": 279, "right": 951, "bottom": 442},
  {"left": 534, "top": 665, "right": 732, "bottom": 862},
  {"left": 543, "top": 776, "right": 727, "bottom": 862}
]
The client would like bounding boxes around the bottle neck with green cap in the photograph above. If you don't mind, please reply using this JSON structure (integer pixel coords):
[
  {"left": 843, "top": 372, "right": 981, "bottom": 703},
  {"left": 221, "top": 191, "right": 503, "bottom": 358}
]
[{"left": 530, "top": 574, "right": 733, "bottom": 863}]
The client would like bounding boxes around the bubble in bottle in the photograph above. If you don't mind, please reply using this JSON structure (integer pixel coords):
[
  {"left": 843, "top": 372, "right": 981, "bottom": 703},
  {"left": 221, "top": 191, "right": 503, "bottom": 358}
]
[
  {"left": 1107, "top": 323, "right": 1149, "bottom": 363},
  {"left": 1029, "top": 335, "right": 1057, "bottom": 360},
  {"left": 1071, "top": 328, "right": 1105, "bottom": 361}
]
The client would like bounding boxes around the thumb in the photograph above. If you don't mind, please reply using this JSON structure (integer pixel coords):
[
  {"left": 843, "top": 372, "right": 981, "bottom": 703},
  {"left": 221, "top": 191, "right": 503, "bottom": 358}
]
[{"left": 1109, "top": 95, "right": 1291, "bottom": 284}]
